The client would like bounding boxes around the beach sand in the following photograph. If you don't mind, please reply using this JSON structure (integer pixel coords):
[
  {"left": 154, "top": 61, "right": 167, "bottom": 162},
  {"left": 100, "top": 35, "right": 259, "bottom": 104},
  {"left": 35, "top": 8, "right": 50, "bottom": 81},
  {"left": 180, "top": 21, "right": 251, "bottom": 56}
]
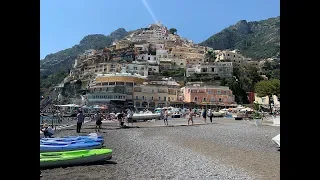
[{"left": 41, "top": 118, "right": 280, "bottom": 180}]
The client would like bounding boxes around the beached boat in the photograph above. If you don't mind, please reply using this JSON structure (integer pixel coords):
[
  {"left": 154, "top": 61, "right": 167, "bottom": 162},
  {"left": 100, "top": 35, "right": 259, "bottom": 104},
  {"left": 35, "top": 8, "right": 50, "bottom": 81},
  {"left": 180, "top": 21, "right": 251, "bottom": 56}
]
[
  {"left": 272, "top": 134, "right": 280, "bottom": 148},
  {"left": 41, "top": 135, "right": 104, "bottom": 144},
  {"left": 132, "top": 112, "right": 161, "bottom": 121},
  {"left": 40, "top": 148, "right": 112, "bottom": 168},
  {"left": 40, "top": 141, "right": 103, "bottom": 152},
  {"left": 40, "top": 137, "right": 104, "bottom": 145}
]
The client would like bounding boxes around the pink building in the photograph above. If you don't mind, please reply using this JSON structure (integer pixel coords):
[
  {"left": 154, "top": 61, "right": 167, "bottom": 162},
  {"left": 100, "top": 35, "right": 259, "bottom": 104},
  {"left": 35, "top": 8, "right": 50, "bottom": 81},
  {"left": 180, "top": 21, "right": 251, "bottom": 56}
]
[{"left": 181, "top": 86, "right": 235, "bottom": 104}]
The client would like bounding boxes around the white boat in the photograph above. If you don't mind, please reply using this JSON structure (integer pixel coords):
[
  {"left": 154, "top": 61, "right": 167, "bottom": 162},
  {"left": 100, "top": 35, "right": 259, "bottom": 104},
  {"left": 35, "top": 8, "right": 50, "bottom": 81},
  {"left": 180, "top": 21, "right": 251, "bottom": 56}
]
[
  {"left": 132, "top": 112, "right": 161, "bottom": 121},
  {"left": 272, "top": 134, "right": 280, "bottom": 147},
  {"left": 213, "top": 111, "right": 224, "bottom": 117}
]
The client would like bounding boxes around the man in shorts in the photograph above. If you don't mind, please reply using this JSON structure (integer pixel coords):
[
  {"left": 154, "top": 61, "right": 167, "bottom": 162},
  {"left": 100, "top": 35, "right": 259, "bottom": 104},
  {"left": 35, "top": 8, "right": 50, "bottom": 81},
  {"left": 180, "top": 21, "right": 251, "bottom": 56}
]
[{"left": 164, "top": 109, "right": 169, "bottom": 125}]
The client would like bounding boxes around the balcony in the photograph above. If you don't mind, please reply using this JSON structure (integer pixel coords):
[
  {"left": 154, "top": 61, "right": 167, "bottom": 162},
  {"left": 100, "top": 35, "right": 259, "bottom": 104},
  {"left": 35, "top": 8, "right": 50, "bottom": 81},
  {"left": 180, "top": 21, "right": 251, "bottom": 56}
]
[{"left": 157, "top": 90, "right": 168, "bottom": 93}]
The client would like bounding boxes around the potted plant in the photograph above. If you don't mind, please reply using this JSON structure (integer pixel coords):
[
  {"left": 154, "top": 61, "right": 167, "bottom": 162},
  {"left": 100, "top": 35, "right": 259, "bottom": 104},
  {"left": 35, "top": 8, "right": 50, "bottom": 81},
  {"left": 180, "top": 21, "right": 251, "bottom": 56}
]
[{"left": 253, "top": 111, "right": 262, "bottom": 126}]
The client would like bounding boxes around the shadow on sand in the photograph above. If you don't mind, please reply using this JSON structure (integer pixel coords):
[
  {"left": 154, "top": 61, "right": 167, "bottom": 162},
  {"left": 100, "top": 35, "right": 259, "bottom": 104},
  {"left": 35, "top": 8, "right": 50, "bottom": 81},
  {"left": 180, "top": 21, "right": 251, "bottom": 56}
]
[{"left": 41, "top": 160, "right": 117, "bottom": 170}]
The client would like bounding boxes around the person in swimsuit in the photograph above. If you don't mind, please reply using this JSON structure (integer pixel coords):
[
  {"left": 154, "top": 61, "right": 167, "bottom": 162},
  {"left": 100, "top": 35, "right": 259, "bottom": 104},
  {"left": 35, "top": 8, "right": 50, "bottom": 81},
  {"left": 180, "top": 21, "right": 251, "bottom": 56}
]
[{"left": 188, "top": 108, "right": 194, "bottom": 125}]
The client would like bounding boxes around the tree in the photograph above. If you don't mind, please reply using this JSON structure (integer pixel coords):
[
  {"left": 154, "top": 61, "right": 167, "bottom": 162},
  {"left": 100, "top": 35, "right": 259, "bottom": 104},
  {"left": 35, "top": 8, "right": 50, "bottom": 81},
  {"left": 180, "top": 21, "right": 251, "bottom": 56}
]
[
  {"left": 169, "top": 28, "right": 177, "bottom": 35},
  {"left": 254, "top": 79, "right": 280, "bottom": 113}
]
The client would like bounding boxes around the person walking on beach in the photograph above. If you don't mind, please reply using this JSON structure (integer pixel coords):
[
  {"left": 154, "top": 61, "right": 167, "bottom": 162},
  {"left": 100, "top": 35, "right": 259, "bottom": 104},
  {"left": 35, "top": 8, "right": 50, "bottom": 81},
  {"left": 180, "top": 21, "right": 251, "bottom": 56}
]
[
  {"left": 95, "top": 111, "right": 102, "bottom": 132},
  {"left": 188, "top": 108, "right": 194, "bottom": 125},
  {"left": 127, "top": 109, "right": 134, "bottom": 126},
  {"left": 208, "top": 109, "right": 213, "bottom": 123},
  {"left": 202, "top": 107, "right": 207, "bottom": 124},
  {"left": 164, "top": 109, "right": 169, "bottom": 125},
  {"left": 76, "top": 110, "right": 85, "bottom": 133}
]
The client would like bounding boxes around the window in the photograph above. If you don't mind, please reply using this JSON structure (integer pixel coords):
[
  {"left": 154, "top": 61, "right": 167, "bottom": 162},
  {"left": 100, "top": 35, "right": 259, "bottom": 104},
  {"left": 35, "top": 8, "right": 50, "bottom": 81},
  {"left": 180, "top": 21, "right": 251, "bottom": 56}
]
[
  {"left": 142, "top": 56, "right": 144, "bottom": 60},
  {"left": 227, "top": 54, "right": 229, "bottom": 56},
  {"left": 217, "top": 90, "right": 221, "bottom": 94},
  {"left": 148, "top": 57, "right": 150, "bottom": 60},
  {"left": 151, "top": 96, "right": 153, "bottom": 100},
  {"left": 194, "top": 97, "right": 198, "bottom": 101},
  {"left": 154, "top": 57, "right": 156, "bottom": 60},
  {"left": 211, "top": 67, "right": 215, "bottom": 72},
  {"left": 168, "top": 97, "right": 170, "bottom": 101},
  {"left": 234, "top": 55, "right": 236, "bottom": 57},
  {"left": 203, "top": 98, "right": 206, "bottom": 102},
  {"left": 164, "top": 97, "right": 166, "bottom": 101},
  {"left": 219, "top": 98, "right": 222, "bottom": 102},
  {"left": 136, "top": 96, "right": 138, "bottom": 100},
  {"left": 208, "top": 90, "right": 212, "bottom": 94},
  {"left": 210, "top": 97, "right": 215, "bottom": 102},
  {"left": 152, "top": 89, "right": 154, "bottom": 93},
  {"left": 142, "top": 96, "right": 145, "bottom": 100},
  {"left": 159, "top": 97, "right": 161, "bottom": 100}
]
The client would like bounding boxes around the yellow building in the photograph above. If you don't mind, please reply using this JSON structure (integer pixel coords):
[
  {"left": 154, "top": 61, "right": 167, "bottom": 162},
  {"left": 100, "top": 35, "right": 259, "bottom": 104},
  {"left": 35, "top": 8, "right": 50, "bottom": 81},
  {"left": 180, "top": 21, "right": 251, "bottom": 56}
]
[
  {"left": 133, "top": 83, "right": 180, "bottom": 109},
  {"left": 254, "top": 94, "right": 280, "bottom": 106}
]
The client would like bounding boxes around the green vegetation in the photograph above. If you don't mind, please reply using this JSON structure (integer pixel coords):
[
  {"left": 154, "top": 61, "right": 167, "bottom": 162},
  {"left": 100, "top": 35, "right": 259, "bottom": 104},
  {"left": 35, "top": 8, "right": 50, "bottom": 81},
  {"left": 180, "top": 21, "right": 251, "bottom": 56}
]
[
  {"left": 260, "top": 59, "right": 280, "bottom": 80},
  {"left": 254, "top": 79, "right": 280, "bottom": 112},
  {"left": 160, "top": 68, "right": 185, "bottom": 77},
  {"left": 169, "top": 28, "right": 177, "bottom": 35},
  {"left": 200, "top": 16, "right": 280, "bottom": 59},
  {"left": 40, "top": 71, "right": 68, "bottom": 88}
]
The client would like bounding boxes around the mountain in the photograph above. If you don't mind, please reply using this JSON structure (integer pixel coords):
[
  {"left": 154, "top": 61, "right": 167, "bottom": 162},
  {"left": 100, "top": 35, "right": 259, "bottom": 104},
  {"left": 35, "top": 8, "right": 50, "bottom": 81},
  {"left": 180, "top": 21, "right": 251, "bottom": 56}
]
[
  {"left": 40, "top": 28, "right": 128, "bottom": 75},
  {"left": 200, "top": 16, "right": 280, "bottom": 60}
]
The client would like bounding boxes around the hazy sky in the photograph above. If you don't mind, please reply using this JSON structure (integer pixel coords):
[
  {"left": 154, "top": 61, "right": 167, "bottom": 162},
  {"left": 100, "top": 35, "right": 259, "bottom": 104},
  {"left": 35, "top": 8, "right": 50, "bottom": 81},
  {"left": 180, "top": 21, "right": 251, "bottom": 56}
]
[{"left": 40, "top": 0, "right": 279, "bottom": 59}]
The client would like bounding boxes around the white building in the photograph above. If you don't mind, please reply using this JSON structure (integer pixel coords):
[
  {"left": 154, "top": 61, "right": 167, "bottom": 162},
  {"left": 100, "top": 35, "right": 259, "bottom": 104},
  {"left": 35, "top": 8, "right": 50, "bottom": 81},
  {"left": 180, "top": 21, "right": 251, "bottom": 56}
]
[
  {"left": 186, "top": 62, "right": 233, "bottom": 78},
  {"left": 136, "top": 54, "right": 157, "bottom": 61},
  {"left": 215, "top": 50, "right": 250, "bottom": 63}
]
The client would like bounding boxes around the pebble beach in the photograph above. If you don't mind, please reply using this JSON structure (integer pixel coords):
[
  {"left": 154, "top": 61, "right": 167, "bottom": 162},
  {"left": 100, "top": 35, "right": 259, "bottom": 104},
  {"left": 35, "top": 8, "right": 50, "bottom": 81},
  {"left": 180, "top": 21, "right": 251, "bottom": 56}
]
[{"left": 41, "top": 117, "right": 280, "bottom": 180}]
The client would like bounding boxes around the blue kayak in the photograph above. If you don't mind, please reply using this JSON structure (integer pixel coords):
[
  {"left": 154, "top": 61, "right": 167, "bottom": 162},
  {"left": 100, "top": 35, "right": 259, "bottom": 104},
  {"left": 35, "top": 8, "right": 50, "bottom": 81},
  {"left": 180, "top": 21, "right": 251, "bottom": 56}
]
[
  {"left": 40, "top": 141, "right": 103, "bottom": 152},
  {"left": 40, "top": 136, "right": 104, "bottom": 144},
  {"left": 41, "top": 136, "right": 104, "bottom": 144}
]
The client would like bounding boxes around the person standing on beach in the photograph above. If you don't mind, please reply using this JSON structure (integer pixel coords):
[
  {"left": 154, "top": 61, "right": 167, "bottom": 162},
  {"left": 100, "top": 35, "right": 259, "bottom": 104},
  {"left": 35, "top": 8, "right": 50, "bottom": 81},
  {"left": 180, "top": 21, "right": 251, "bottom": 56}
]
[
  {"left": 188, "top": 108, "right": 194, "bottom": 125},
  {"left": 76, "top": 110, "right": 85, "bottom": 133},
  {"left": 164, "top": 109, "right": 169, "bottom": 125},
  {"left": 208, "top": 109, "right": 213, "bottom": 123},
  {"left": 95, "top": 111, "right": 102, "bottom": 132},
  {"left": 127, "top": 109, "right": 133, "bottom": 126},
  {"left": 202, "top": 107, "right": 207, "bottom": 124}
]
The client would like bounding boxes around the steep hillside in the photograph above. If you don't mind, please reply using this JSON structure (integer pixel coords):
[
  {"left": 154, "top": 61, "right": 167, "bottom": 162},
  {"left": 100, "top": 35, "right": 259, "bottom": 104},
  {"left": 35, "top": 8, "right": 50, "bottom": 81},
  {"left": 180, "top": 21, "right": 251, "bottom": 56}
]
[
  {"left": 40, "top": 28, "right": 128, "bottom": 75},
  {"left": 200, "top": 16, "right": 280, "bottom": 59}
]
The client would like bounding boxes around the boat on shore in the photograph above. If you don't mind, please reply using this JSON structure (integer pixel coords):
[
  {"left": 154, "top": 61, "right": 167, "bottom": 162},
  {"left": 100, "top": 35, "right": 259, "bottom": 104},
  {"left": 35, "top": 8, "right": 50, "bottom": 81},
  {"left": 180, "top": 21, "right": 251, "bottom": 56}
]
[
  {"left": 40, "top": 141, "right": 103, "bottom": 152},
  {"left": 40, "top": 148, "right": 112, "bottom": 168}
]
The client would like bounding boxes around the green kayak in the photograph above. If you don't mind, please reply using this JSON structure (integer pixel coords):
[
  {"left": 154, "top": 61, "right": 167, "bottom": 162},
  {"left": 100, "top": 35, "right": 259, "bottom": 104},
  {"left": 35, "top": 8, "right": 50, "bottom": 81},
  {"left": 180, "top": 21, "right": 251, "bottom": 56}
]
[{"left": 40, "top": 148, "right": 112, "bottom": 168}]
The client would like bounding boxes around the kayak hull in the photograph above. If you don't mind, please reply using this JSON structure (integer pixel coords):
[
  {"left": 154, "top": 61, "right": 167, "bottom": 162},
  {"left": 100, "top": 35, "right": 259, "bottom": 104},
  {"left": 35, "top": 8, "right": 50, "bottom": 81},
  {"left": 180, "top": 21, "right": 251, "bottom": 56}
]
[
  {"left": 40, "top": 149, "right": 112, "bottom": 168},
  {"left": 40, "top": 142, "right": 103, "bottom": 152},
  {"left": 40, "top": 152, "right": 112, "bottom": 168}
]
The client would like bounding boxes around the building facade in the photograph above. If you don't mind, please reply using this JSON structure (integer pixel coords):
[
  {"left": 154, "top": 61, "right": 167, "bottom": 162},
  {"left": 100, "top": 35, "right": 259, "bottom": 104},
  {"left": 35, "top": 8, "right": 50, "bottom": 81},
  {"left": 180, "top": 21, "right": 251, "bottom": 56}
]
[{"left": 181, "top": 85, "right": 235, "bottom": 105}]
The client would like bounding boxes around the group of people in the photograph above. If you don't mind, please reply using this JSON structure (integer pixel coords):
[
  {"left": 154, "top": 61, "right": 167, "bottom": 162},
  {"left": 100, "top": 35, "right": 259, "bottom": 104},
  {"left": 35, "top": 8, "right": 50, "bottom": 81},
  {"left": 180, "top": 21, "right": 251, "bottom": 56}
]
[
  {"left": 117, "top": 108, "right": 134, "bottom": 127},
  {"left": 76, "top": 110, "right": 103, "bottom": 133},
  {"left": 159, "top": 107, "right": 216, "bottom": 126}
]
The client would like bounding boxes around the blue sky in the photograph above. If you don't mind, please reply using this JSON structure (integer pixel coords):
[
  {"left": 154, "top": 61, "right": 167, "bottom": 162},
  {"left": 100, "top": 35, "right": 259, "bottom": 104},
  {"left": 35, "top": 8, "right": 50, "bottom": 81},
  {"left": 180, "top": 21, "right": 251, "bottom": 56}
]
[{"left": 40, "top": 0, "right": 279, "bottom": 59}]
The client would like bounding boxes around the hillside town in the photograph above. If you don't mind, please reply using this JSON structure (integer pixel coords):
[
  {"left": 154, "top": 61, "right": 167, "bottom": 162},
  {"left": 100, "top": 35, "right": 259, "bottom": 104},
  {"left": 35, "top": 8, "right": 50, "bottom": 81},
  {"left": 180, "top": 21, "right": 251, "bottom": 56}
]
[
  {"left": 51, "top": 22, "right": 278, "bottom": 111},
  {"left": 40, "top": 2, "right": 280, "bottom": 178}
]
